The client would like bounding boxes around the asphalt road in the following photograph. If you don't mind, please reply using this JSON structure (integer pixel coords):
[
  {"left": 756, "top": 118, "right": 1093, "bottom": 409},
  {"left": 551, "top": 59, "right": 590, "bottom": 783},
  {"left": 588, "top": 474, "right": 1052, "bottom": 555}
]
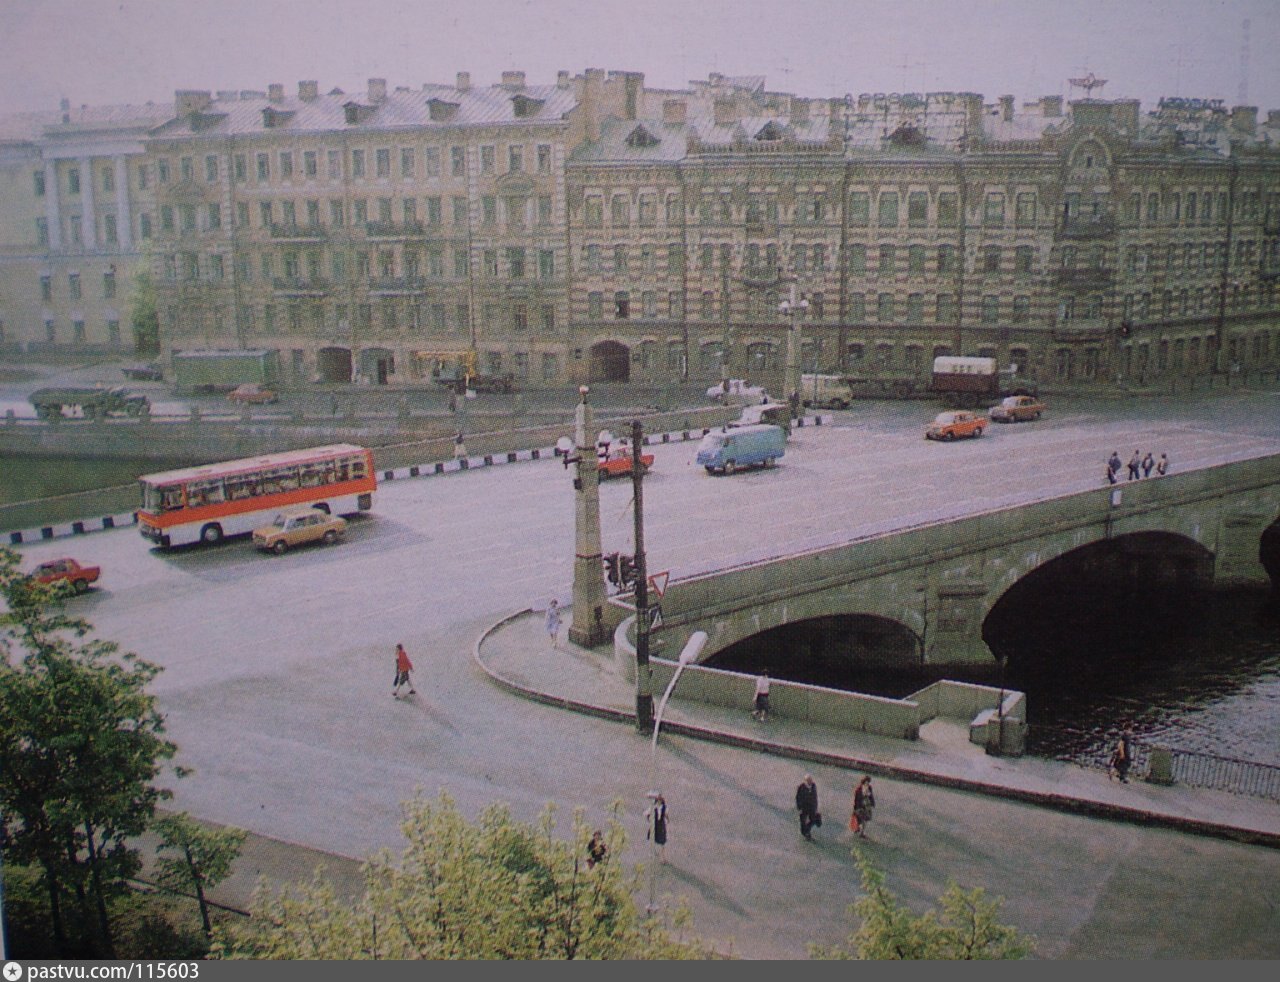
[{"left": 10, "top": 385, "right": 1280, "bottom": 958}]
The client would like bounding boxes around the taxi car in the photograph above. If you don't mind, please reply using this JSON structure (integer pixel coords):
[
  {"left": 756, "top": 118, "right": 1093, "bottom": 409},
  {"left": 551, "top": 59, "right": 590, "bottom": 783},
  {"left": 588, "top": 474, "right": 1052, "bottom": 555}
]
[
  {"left": 925, "top": 410, "right": 987, "bottom": 441},
  {"left": 227, "top": 383, "right": 279, "bottom": 405},
  {"left": 31, "top": 558, "right": 101, "bottom": 594},
  {"left": 253, "top": 506, "right": 347, "bottom": 555},
  {"left": 989, "top": 395, "right": 1045, "bottom": 423}
]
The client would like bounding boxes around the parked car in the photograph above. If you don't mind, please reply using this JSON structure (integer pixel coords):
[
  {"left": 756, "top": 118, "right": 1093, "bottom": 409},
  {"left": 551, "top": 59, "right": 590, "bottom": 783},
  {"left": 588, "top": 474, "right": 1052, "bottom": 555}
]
[
  {"left": 925, "top": 410, "right": 987, "bottom": 441},
  {"left": 597, "top": 447, "right": 655, "bottom": 480},
  {"left": 31, "top": 558, "right": 101, "bottom": 594},
  {"left": 227, "top": 383, "right": 278, "bottom": 405},
  {"left": 252, "top": 506, "right": 347, "bottom": 555},
  {"left": 989, "top": 395, "right": 1045, "bottom": 423},
  {"left": 121, "top": 363, "right": 164, "bottom": 381},
  {"left": 695, "top": 424, "right": 786, "bottom": 474},
  {"left": 706, "top": 379, "right": 769, "bottom": 405},
  {"left": 729, "top": 402, "right": 791, "bottom": 433}
]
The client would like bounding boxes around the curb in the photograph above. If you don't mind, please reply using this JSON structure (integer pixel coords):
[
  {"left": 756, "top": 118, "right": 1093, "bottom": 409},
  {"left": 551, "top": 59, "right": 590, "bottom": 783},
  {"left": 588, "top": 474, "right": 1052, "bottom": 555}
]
[
  {"left": 474, "top": 610, "right": 1280, "bottom": 852},
  {"left": 12, "top": 415, "right": 831, "bottom": 545}
]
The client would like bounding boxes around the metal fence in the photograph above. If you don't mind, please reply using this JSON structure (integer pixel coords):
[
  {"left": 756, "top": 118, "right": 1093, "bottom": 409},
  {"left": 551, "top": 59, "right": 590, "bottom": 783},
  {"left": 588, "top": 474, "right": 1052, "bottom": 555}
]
[{"left": 1159, "top": 746, "right": 1280, "bottom": 802}]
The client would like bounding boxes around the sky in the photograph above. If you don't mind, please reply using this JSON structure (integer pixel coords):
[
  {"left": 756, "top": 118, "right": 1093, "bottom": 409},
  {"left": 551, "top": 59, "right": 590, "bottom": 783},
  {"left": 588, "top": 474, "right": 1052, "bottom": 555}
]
[{"left": 0, "top": 0, "right": 1278, "bottom": 117}]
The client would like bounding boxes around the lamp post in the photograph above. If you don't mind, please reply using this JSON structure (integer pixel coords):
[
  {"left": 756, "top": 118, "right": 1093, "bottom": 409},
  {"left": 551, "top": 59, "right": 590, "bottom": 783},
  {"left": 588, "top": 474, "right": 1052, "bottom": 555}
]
[
  {"left": 645, "top": 630, "right": 708, "bottom": 913},
  {"left": 631, "top": 419, "right": 654, "bottom": 733},
  {"left": 555, "top": 386, "right": 608, "bottom": 648},
  {"left": 779, "top": 285, "right": 809, "bottom": 431}
]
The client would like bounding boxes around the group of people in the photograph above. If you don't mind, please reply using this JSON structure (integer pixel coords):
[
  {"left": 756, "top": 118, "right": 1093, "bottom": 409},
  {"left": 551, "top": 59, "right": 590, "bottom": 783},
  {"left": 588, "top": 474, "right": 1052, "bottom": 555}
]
[
  {"left": 1106, "top": 449, "right": 1169, "bottom": 485},
  {"left": 795, "top": 773, "right": 876, "bottom": 842}
]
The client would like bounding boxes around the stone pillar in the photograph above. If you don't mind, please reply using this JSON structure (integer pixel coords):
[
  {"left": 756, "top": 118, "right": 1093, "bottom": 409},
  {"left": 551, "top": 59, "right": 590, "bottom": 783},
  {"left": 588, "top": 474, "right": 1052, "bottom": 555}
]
[
  {"left": 44, "top": 161, "right": 62, "bottom": 250},
  {"left": 114, "top": 156, "right": 133, "bottom": 249},
  {"left": 924, "top": 581, "right": 998, "bottom": 666},
  {"left": 569, "top": 387, "right": 609, "bottom": 647},
  {"left": 79, "top": 157, "right": 96, "bottom": 248},
  {"left": 1213, "top": 511, "right": 1273, "bottom": 590}
]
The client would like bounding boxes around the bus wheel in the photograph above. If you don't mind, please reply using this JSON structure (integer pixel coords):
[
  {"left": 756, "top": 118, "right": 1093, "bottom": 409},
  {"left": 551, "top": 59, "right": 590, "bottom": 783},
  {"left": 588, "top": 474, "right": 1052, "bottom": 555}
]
[
  {"left": 200, "top": 523, "right": 224, "bottom": 545},
  {"left": 272, "top": 540, "right": 288, "bottom": 555}
]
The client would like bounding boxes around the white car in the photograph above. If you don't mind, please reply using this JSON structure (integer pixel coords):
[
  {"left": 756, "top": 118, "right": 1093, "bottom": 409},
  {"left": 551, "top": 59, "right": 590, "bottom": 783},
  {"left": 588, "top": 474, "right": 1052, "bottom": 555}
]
[{"left": 706, "top": 379, "right": 769, "bottom": 405}]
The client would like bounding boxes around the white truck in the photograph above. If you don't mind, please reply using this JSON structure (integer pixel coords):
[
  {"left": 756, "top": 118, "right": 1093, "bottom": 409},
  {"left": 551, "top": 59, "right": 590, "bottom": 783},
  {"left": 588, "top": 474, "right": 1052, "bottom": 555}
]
[{"left": 800, "top": 374, "right": 855, "bottom": 410}]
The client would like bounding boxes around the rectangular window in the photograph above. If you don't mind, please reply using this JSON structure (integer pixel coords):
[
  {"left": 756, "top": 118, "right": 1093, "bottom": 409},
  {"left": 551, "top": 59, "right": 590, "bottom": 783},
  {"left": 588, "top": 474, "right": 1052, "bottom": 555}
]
[
  {"left": 937, "top": 293, "right": 956, "bottom": 322},
  {"left": 613, "top": 244, "right": 628, "bottom": 273},
  {"left": 425, "top": 147, "right": 440, "bottom": 177},
  {"left": 68, "top": 273, "right": 81, "bottom": 300},
  {"left": 482, "top": 196, "right": 496, "bottom": 225},
  {"left": 401, "top": 147, "right": 415, "bottom": 177},
  {"left": 454, "top": 248, "right": 468, "bottom": 278},
  {"left": 877, "top": 192, "right": 898, "bottom": 227},
  {"left": 937, "top": 192, "right": 958, "bottom": 226},
  {"left": 256, "top": 153, "right": 269, "bottom": 181},
  {"left": 981, "top": 295, "right": 999, "bottom": 324},
  {"left": 207, "top": 203, "right": 221, "bottom": 230},
  {"left": 157, "top": 159, "right": 170, "bottom": 184},
  {"left": 69, "top": 216, "right": 82, "bottom": 245},
  {"left": 584, "top": 197, "right": 603, "bottom": 227},
  {"left": 103, "top": 270, "right": 116, "bottom": 298},
  {"left": 73, "top": 320, "right": 85, "bottom": 344},
  {"left": 847, "top": 191, "right": 870, "bottom": 226},
  {"left": 179, "top": 204, "right": 196, "bottom": 232},
  {"left": 537, "top": 144, "right": 552, "bottom": 173},
  {"left": 328, "top": 200, "right": 344, "bottom": 226},
  {"left": 508, "top": 145, "right": 523, "bottom": 173},
  {"left": 300, "top": 150, "right": 316, "bottom": 178},
  {"left": 233, "top": 155, "right": 246, "bottom": 182},
  {"left": 426, "top": 196, "right": 441, "bottom": 225},
  {"left": 139, "top": 214, "right": 152, "bottom": 239},
  {"left": 102, "top": 165, "right": 114, "bottom": 193},
  {"left": 983, "top": 245, "right": 1001, "bottom": 274},
  {"left": 35, "top": 218, "right": 48, "bottom": 246},
  {"left": 451, "top": 146, "right": 466, "bottom": 176},
  {"left": 907, "top": 293, "right": 924, "bottom": 322},
  {"left": 402, "top": 198, "right": 417, "bottom": 224},
  {"left": 878, "top": 244, "right": 895, "bottom": 276},
  {"left": 480, "top": 146, "right": 495, "bottom": 174},
  {"left": 1015, "top": 193, "right": 1036, "bottom": 227},
  {"left": 907, "top": 191, "right": 928, "bottom": 227},
  {"left": 846, "top": 243, "right": 866, "bottom": 274},
  {"left": 1012, "top": 296, "right": 1030, "bottom": 323},
  {"left": 588, "top": 291, "right": 603, "bottom": 319},
  {"left": 615, "top": 291, "right": 630, "bottom": 319},
  {"left": 376, "top": 148, "right": 391, "bottom": 178},
  {"left": 611, "top": 194, "right": 630, "bottom": 226},
  {"left": 210, "top": 254, "right": 225, "bottom": 281},
  {"left": 180, "top": 156, "right": 193, "bottom": 181},
  {"left": 34, "top": 170, "right": 45, "bottom": 196},
  {"left": 984, "top": 192, "right": 1005, "bottom": 226},
  {"left": 161, "top": 205, "right": 175, "bottom": 232},
  {"left": 908, "top": 244, "right": 925, "bottom": 274},
  {"left": 538, "top": 194, "right": 552, "bottom": 225},
  {"left": 282, "top": 200, "right": 297, "bottom": 226},
  {"left": 68, "top": 167, "right": 82, "bottom": 194},
  {"left": 279, "top": 152, "right": 293, "bottom": 179},
  {"left": 351, "top": 149, "right": 365, "bottom": 177},
  {"left": 877, "top": 292, "right": 895, "bottom": 321},
  {"left": 1015, "top": 246, "right": 1033, "bottom": 276},
  {"left": 453, "top": 197, "right": 468, "bottom": 225},
  {"left": 539, "top": 249, "right": 554, "bottom": 279},
  {"left": 507, "top": 247, "right": 526, "bottom": 279}
]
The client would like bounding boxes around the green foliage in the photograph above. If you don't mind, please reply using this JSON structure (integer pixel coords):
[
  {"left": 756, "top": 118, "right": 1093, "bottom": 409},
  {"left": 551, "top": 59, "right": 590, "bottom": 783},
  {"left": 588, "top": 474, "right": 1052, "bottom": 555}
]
[
  {"left": 0, "top": 545, "right": 179, "bottom": 957},
  {"left": 811, "top": 851, "right": 1034, "bottom": 960},
  {"left": 130, "top": 265, "right": 159, "bottom": 356},
  {"left": 220, "top": 791, "right": 713, "bottom": 960},
  {"left": 153, "top": 812, "right": 247, "bottom": 935}
]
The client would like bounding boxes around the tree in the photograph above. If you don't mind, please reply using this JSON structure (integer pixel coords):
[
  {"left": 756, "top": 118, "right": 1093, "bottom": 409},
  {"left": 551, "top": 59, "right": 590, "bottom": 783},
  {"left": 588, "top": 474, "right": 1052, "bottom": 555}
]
[
  {"left": 153, "top": 813, "right": 246, "bottom": 936},
  {"left": 221, "top": 792, "right": 712, "bottom": 960},
  {"left": 0, "top": 546, "right": 179, "bottom": 957},
  {"left": 130, "top": 264, "right": 159, "bottom": 356},
  {"left": 811, "top": 851, "right": 1035, "bottom": 960}
]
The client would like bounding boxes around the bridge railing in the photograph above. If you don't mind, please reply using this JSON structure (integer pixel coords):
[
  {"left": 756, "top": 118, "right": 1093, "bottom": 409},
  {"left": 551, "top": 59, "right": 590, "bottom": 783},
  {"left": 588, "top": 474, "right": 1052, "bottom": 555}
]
[{"left": 1157, "top": 746, "right": 1280, "bottom": 802}]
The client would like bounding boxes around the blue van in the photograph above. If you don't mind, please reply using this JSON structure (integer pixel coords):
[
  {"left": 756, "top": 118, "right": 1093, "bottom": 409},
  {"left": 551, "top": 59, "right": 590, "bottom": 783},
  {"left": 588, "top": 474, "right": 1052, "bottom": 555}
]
[{"left": 695, "top": 424, "right": 786, "bottom": 475}]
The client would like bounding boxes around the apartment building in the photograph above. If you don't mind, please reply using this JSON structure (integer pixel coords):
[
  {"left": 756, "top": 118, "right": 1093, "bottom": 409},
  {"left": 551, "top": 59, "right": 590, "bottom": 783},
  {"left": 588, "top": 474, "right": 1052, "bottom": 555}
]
[{"left": 1, "top": 71, "right": 1277, "bottom": 393}]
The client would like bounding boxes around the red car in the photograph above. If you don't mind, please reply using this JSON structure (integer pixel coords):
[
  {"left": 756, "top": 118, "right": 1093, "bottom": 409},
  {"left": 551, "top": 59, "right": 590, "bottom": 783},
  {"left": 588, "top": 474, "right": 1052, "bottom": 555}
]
[
  {"left": 598, "top": 449, "right": 655, "bottom": 480},
  {"left": 227, "top": 383, "right": 278, "bottom": 405},
  {"left": 32, "top": 558, "right": 101, "bottom": 594}
]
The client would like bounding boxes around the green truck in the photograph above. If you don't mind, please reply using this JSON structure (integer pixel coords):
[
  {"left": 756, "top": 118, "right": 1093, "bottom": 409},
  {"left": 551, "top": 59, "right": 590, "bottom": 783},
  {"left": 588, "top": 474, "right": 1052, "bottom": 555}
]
[
  {"left": 29, "top": 386, "right": 151, "bottom": 420},
  {"left": 171, "top": 349, "right": 280, "bottom": 394}
]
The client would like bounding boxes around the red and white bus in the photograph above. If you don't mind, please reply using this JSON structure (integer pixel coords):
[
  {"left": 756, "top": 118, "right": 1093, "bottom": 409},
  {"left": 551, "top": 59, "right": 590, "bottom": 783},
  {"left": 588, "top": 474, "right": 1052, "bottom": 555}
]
[{"left": 137, "top": 444, "right": 376, "bottom": 548}]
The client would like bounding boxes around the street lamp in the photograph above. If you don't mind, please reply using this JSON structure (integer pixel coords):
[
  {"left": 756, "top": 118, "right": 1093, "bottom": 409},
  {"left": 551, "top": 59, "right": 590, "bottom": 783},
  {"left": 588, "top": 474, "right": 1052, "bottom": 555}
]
[
  {"left": 779, "top": 286, "right": 809, "bottom": 428},
  {"left": 645, "top": 630, "right": 708, "bottom": 913},
  {"left": 554, "top": 386, "right": 608, "bottom": 648}
]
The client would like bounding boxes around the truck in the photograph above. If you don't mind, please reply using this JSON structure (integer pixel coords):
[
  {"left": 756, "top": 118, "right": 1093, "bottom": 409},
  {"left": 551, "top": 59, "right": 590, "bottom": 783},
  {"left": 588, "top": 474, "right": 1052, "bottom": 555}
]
[
  {"left": 29, "top": 386, "right": 150, "bottom": 420},
  {"left": 695, "top": 424, "right": 786, "bottom": 475},
  {"left": 172, "top": 349, "right": 279, "bottom": 394},
  {"left": 800, "top": 374, "right": 855, "bottom": 410},
  {"left": 929, "top": 356, "right": 1033, "bottom": 408}
]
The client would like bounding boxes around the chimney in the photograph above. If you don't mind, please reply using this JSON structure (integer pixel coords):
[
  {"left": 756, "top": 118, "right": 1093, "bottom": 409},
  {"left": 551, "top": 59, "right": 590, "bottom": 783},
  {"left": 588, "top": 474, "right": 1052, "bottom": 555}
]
[
  {"left": 790, "top": 98, "right": 811, "bottom": 125},
  {"left": 714, "top": 96, "right": 737, "bottom": 125},
  {"left": 1041, "top": 95, "right": 1063, "bottom": 117},
  {"left": 662, "top": 99, "right": 687, "bottom": 125},
  {"left": 60, "top": 96, "right": 71, "bottom": 123},
  {"left": 1230, "top": 105, "right": 1257, "bottom": 135},
  {"left": 501, "top": 71, "right": 526, "bottom": 91},
  {"left": 268, "top": 83, "right": 284, "bottom": 103},
  {"left": 1113, "top": 99, "right": 1140, "bottom": 133},
  {"left": 557, "top": 70, "right": 570, "bottom": 89},
  {"left": 456, "top": 71, "right": 471, "bottom": 92},
  {"left": 367, "top": 78, "right": 387, "bottom": 103},
  {"left": 175, "top": 90, "right": 213, "bottom": 116},
  {"left": 298, "top": 80, "right": 318, "bottom": 101},
  {"left": 999, "top": 95, "right": 1014, "bottom": 122},
  {"left": 581, "top": 68, "right": 605, "bottom": 142}
]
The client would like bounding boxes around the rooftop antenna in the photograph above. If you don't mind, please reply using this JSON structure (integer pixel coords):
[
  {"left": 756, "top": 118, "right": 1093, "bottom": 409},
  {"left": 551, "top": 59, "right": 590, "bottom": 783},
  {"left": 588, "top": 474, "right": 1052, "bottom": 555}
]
[
  {"left": 1238, "top": 18, "right": 1250, "bottom": 104},
  {"left": 1067, "top": 72, "right": 1107, "bottom": 99}
]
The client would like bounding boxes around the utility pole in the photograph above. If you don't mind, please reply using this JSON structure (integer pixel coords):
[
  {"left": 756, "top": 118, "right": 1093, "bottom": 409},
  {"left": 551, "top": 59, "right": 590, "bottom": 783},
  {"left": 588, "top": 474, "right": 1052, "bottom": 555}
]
[{"left": 631, "top": 418, "right": 654, "bottom": 733}]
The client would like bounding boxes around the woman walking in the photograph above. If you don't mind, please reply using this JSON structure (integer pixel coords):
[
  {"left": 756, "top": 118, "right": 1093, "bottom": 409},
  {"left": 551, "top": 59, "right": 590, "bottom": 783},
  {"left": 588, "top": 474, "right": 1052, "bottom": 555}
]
[
  {"left": 646, "top": 794, "right": 669, "bottom": 862},
  {"left": 849, "top": 775, "right": 875, "bottom": 839}
]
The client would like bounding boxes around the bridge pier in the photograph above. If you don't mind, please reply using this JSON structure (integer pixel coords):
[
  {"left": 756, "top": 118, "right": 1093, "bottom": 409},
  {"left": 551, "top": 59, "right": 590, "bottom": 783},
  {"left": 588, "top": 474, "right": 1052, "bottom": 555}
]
[
  {"left": 924, "top": 580, "right": 998, "bottom": 667},
  {"left": 1213, "top": 511, "right": 1275, "bottom": 591}
]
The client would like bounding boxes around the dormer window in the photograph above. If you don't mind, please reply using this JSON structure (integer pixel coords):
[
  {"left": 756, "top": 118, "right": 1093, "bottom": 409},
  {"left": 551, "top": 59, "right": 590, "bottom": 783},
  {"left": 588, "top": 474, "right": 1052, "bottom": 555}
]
[
  {"left": 428, "top": 98, "right": 459, "bottom": 122},
  {"left": 755, "top": 121, "right": 785, "bottom": 141},
  {"left": 625, "top": 124, "right": 660, "bottom": 148},
  {"left": 511, "top": 94, "right": 545, "bottom": 118},
  {"left": 261, "top": 107, "right": 294, "bottom": 129},
  {"left": 343, "top": 102, "right": 369, "bottom": 125}
]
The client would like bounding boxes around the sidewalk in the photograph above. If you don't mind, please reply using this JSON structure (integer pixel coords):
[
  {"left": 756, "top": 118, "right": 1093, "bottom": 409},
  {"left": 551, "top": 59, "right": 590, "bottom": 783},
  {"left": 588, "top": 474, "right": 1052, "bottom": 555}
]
[{"left": 475, "top": 608, "right": 1280, "bottom": 850}]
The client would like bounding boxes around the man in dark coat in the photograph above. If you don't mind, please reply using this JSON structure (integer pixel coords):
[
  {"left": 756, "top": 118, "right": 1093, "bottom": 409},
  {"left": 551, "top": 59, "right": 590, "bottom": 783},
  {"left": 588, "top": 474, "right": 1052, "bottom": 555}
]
[{"left": 795, "top": 774, "right": 820, "bottom": 840}]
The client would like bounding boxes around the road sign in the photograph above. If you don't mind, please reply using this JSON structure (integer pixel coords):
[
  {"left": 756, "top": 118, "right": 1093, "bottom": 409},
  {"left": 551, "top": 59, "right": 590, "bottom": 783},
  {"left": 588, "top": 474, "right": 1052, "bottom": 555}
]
[
  {"left": 648, "top": 571, "right": 669, "bottom": 598},
  {"left": 648, "top": 605, "right": 663, "bottom": 629}
]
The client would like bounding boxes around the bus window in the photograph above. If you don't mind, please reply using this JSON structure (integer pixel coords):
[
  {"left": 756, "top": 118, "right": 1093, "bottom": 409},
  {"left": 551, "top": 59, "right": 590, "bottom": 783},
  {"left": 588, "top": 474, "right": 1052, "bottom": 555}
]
[
  {"left": 226, "top": 475, "right": 262, "bottom": 501},
  {"left": 159, "top": 486, "right": 184, "bottom": 512},
  {"left": 299, "top": 462, "right": 333, "bottom": 487},
  {"left": 187, "top": 478, "right": 225, "bottom": 508},
  {"left": 261, "top": 466, "right": 300, "bottom": 495}
]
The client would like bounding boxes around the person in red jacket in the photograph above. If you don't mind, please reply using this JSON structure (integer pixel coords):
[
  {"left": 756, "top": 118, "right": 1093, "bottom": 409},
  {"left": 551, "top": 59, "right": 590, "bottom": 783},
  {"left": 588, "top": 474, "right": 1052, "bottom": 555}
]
[{"left": 393, "top": 643, "right": 416, "bottom": 698}]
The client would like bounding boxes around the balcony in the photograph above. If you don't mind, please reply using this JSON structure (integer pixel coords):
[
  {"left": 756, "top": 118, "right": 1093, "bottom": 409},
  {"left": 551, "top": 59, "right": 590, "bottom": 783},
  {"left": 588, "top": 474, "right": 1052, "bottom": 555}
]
[
  {"left": 368, "top": 276, "right": 427, "bottom": 295},
  {"left": 365, "top": 221, "right": 427, "bottom": 240},
  {"left": 1055, "top": 215, "right": 1116, "bottom": 240},
  {"left": 273, "top": 277, "right": 328, "bottom": 295},
  {"left": 270, "top": 223, "right": 327, "bottom": 241},
  {"left": 1053, "top": 267, "right": 1114, "bottom": 289}
]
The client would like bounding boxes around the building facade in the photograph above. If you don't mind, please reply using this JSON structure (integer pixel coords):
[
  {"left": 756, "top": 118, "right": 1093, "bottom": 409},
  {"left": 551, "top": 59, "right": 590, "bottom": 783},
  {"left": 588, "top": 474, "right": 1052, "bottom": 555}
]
[{"left": 1, "top": 71, "right": 1277, "bottom": 393}]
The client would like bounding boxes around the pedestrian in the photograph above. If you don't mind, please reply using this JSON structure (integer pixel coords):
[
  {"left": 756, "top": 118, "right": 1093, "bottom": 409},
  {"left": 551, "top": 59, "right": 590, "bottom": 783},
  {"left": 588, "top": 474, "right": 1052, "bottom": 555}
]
[
  {"left": 545, "top": 599, "right": 562, "bottom": 648},
  {"left": 849, "top": 775, "right": 875, "bottom": 839},
  {"left": 795, "top": 773, "right": 820, "bottom": 840},
  {"left": 645, "top": 794, "right": 669, "bottom": 862},
  {"left": 392, "top": 643, "right": 415, "bottom": 698},
  {"left": 1105, "top": 462, "right": 1117, "bottom": 486},
  {"left": 448, "top": 390, "right": 458, "bottom": 414},
  {"left": 453, "top": 430, "right": 467, "bottom": 459},
  {"left": 752, "top": 670, "right": 771, "bottom": 721},
  {"left": 1156, "top": 453, "right": 1169, "bottom": 476},
  {"left": 1108, "top": 450, "right": 1122, "bottom": 477},
  {"left": 587, "top": 830, "right": 608, "bottom": 869},
  {"left": 330, "top": 394, "right": 339, "bottom": 416},
  {"left": 1127, "top": 450, "right": 1141, "bottom": 481},
  {"left": 1142, "top": 452, "right": 1155, "bottom": 478}
]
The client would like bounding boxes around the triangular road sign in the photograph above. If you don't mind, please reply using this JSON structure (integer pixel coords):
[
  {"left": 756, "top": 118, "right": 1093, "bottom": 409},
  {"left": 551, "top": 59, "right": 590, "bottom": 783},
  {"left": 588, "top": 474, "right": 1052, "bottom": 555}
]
[{"left": 648, "top": 571, "right": 669, "bottom": 598}]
